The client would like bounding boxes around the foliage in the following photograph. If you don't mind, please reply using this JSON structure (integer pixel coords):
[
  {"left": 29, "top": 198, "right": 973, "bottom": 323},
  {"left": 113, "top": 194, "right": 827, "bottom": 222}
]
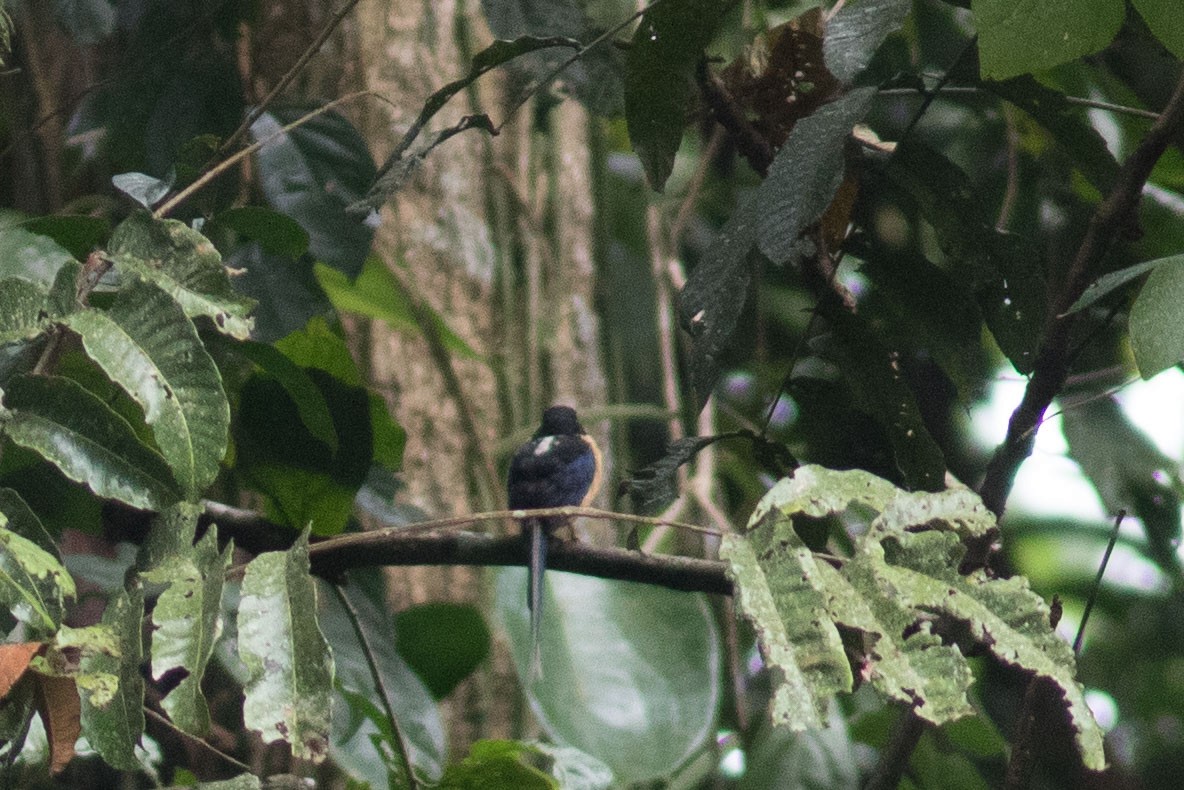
[{"left": 1, "top": 0, "right": 1183, "bottom": 788}]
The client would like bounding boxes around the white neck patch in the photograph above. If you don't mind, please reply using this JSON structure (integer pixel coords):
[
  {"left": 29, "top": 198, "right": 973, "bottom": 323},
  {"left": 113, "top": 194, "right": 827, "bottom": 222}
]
[{"left": 533, "top": 435, "right": 556, "bottom": 455}]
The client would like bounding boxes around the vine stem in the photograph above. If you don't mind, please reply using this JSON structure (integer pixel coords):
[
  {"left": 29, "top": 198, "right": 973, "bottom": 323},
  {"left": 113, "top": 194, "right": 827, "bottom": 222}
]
[{"left": 329, "top": 583, "right": 420, "bottom": 790}]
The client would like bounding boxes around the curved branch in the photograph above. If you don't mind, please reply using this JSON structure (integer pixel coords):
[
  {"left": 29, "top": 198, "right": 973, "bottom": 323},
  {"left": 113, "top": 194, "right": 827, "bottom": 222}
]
[{"left": 978, "top": 70, "right": 1184, "bottom": 519}]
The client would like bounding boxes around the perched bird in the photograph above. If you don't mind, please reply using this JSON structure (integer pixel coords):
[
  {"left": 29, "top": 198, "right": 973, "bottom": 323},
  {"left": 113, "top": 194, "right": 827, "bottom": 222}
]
[{"left": 507, "top": 405, "right": 603, "bottom": 677}]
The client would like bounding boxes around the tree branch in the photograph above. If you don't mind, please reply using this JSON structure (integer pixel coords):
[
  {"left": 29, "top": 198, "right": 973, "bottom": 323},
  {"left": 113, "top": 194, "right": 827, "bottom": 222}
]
[
  {"left": 200, "top": 500, "right": 733, "bottom": 595},
  {"left": 978, "top": 70, "right": 1184, "bottom": 518}
]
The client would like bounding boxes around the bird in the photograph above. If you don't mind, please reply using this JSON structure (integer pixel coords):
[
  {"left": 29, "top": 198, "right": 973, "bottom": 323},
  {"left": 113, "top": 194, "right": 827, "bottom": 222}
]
[{"left": 507, "top": 405, "right": 603, "bottom": 678}]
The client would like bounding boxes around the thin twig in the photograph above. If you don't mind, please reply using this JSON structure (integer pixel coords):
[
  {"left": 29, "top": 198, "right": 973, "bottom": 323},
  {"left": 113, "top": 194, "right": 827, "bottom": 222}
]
[
  {"left": 153, "top": 90, "right": 386, "bottom": 218},
  {"left": 330, "top": 583, "right": 420, "bottom": 790},
  {"left": 217, "top": 0, "right": 365, "bottom": 159},
  {"left": 144, "top": 707, "right": 252, "bottom": 774},
  {"left": 1073, "top": 509, "right": 1125, "bottom": 654},
  {"left": 878, "top": 87, "right": 1161, "bottom": 120}
]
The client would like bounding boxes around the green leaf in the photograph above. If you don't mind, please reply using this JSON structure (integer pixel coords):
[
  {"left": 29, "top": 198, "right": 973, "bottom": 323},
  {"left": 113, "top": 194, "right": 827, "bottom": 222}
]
[
  {"left": 238, "top": 531, "right": 334, "bottom": 762},
  {"left": 274, "top": 316, "right": 360, "bottom": 385},
  {"left": 395, "top": 602, "right": 490, "bottom": 700},
  {"left": 1133, "top": 0, "right": 1184, "bottom": 59},
  {"left": 234, "top": 340, "right": 338, "bottom": 453},
  {"left": 322, "top": 574, "right": 445, "bottom": 783},
  {"left": 757, "top": 88, "right": 875, "bottom": 262},
  {"left": 225, "top": 242, "right": 330, "bottom": 344},
  {"left": 438, "top": 739, "right": 557, "bottom": 789},
  {"left": 1063, "top": 397, "right": 1181, "bottom": 578},
  {"left": 972, "top": 0, "right": 1123, "bottom": 79},
  {"left": 137, "top": 503, "right": 232, "bottom": 735},
  {"left": 983, "top": 75, "right": 1120, "bottom": 194},
  {"left": 1130, "top": 258, "right": 1184, "bottom": 378},
  {"left": 0, "top": 278, "right": 53, "bottom": 345},
  {"left": 0, "top": 226, "right": 74, "bottom": 285},
  {"left": 314, "top": 257, "right": 483, "bottom": 361},
  {"left": 207, "top": 205, "right": 310, "bottom": 258},
  {"left": 235, "top": 365, "right": 372, "bottom": 535},
  {"left": 625, "top": 0, "right": 725, "bottom": 191},
  {"left": 823, "top": 0, "right": 912, "bottom": 84},
  {"left": 1065, "top": 255, "right": 1183, "bottom": 316},
  {"left": 852, "top": 239, "right": 987, "bottom": 399},
  {"left": 65, "top": 280, "right": 229, "bottom": 498},
  {"left": 0, "top": 487, "right": 57, "bottom": 555},
  {"left": 369, "top": 392, "right": 405, "bottom": 472},
  {"left": 1, "top": 375, "right": 179, "bottom": 510},
  {"left": 740, "top": 703, "right": 860, "bottom": 790},
  {"left": 679, "top": 89, "right": 875, "bottom": 402},
  {"left": 721, "top": 523, "right": 851, "bottom": 730},
  {"left": 250, "top": 107, "right": 376, "bottom": 278},
  {"left": 819, "top": 306, "right": 946, "bottom": 491},
  {"left": 0, "top": 521, "right": 75, "bottom": 634},
  {"left": 19, "top": 215, "right": 109, "bottom": 261},
  {"left": 111, "top": 171, "right": 174, "bottom": 209},
  {"left": 494, "top": 571, "right": 720, "bottom": 784},
  {"left": 107, "top": 212, "right": 256, "bottom": 340},
  {"left": 724, "top": 466, "right": 1105, "bottom": 769},
  {"left": 880, "top": 141, "right": 1046, "bottom": 373},
  {"left": 77, "top": 586, "right": 145, "bottom": 772}
]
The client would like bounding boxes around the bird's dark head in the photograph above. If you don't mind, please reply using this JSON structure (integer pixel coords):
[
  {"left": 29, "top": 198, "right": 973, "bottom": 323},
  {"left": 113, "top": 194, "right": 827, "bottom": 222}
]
[{"left": 536, "top": 405, "right": 585, "bottom": 437}]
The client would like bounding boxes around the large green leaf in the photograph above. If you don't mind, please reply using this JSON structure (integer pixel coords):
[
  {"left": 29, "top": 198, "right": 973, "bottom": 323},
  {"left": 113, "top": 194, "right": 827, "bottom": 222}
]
[
  {"left": 624, "top": 0, "right": 725, "bottom": 191},
  {"left": 238, "top": 531, "right": 334, "bottom": 762},
  {"left": 1133, "top": 0, "right": 1184, "bottom": 59},
  {"left": 107, "top": 212, "right": 256, "bottom": 340},
  {"left": 0, "top": 487, "right": 57, "bottom": 555},
  {"left": 983, "top": 75, "right": 1120, "bottom": 195},
  {"left": 66, "top": 280, "right": 229, "bottom": 498},
  {"left": 823, "top": 0, "right": 912, "bottom": 84},
  {"left": 234, "top": 340, "right": 338, "bottom": 453},
  {"left": 207, "top": 205, "right": 310, "bottom": 259},
  {"left": 0, "top": 520, "right": 75, "bottom": 634},
  {"left": 235, "top": 365, "right": 372, "bottom": 536},
  {"left": 880, "top": 141, "right": 1046, "bottom": 373},
  {"left": 76, "top": 586, "right": 145, "bottom": 771},
  {"left": 972, "top": 0, "right": 1123, "bottom": 79},
  {"left": 1130, "top": 258, "right": 1184, "bottom": 378},
  {"left": 679, "top": 89, "right": 875, "bottom": 403},
  {"left": 1065, "top": 255, "right": 1184, "bottom": 315},
  {"left": 0, "top": 375, "right": 179, "bottom": 510},
  {"left": 250, "top": 107, "right": 376, "bottom": 278},
  {"left": 394, "top": 602, "right": 491, "bottom": 700},
  {"left": 313, "top": 256, "right": 482, "bottom": 361},
  {"left": 494, "top": 570, "right": 721, "bottom": 784},
  {"left": 1063, "top": 397, "right": 1181, "bottom": 578},
  {"left": 0, "top": 226, "right": 75, "bottom": 285},
  {"left": 137, "top": 503, "right": 232, "bottom": 735},
  {"left": 724, "top": 467, "right": 1105, "bottom": 770}
]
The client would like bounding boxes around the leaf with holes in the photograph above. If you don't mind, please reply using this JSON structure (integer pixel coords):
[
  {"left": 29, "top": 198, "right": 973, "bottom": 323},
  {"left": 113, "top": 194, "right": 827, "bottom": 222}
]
[
  {"left": 724, "top": 466, "right": 1104, "bottom": 769},
  {"left": 0, "top": 523, "right": 75, "bottom": 635},
  {"left": 238, "top": 531, "right": 334, "bottom": 762},
  {"left": 137, "top": 503, "right": 232, "bottom": 735},
  {"left": 107, "top": 212, "right": 255, "bottom": 340},
  {"left": 75, "top": 587, "right": 145, "bottom": 771}
]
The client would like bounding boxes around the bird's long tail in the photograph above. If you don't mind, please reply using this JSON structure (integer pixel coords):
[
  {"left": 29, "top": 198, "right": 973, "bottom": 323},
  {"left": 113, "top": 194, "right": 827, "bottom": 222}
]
[{"left": 527, "top": 519, "right": 546, "bottom": 679}]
